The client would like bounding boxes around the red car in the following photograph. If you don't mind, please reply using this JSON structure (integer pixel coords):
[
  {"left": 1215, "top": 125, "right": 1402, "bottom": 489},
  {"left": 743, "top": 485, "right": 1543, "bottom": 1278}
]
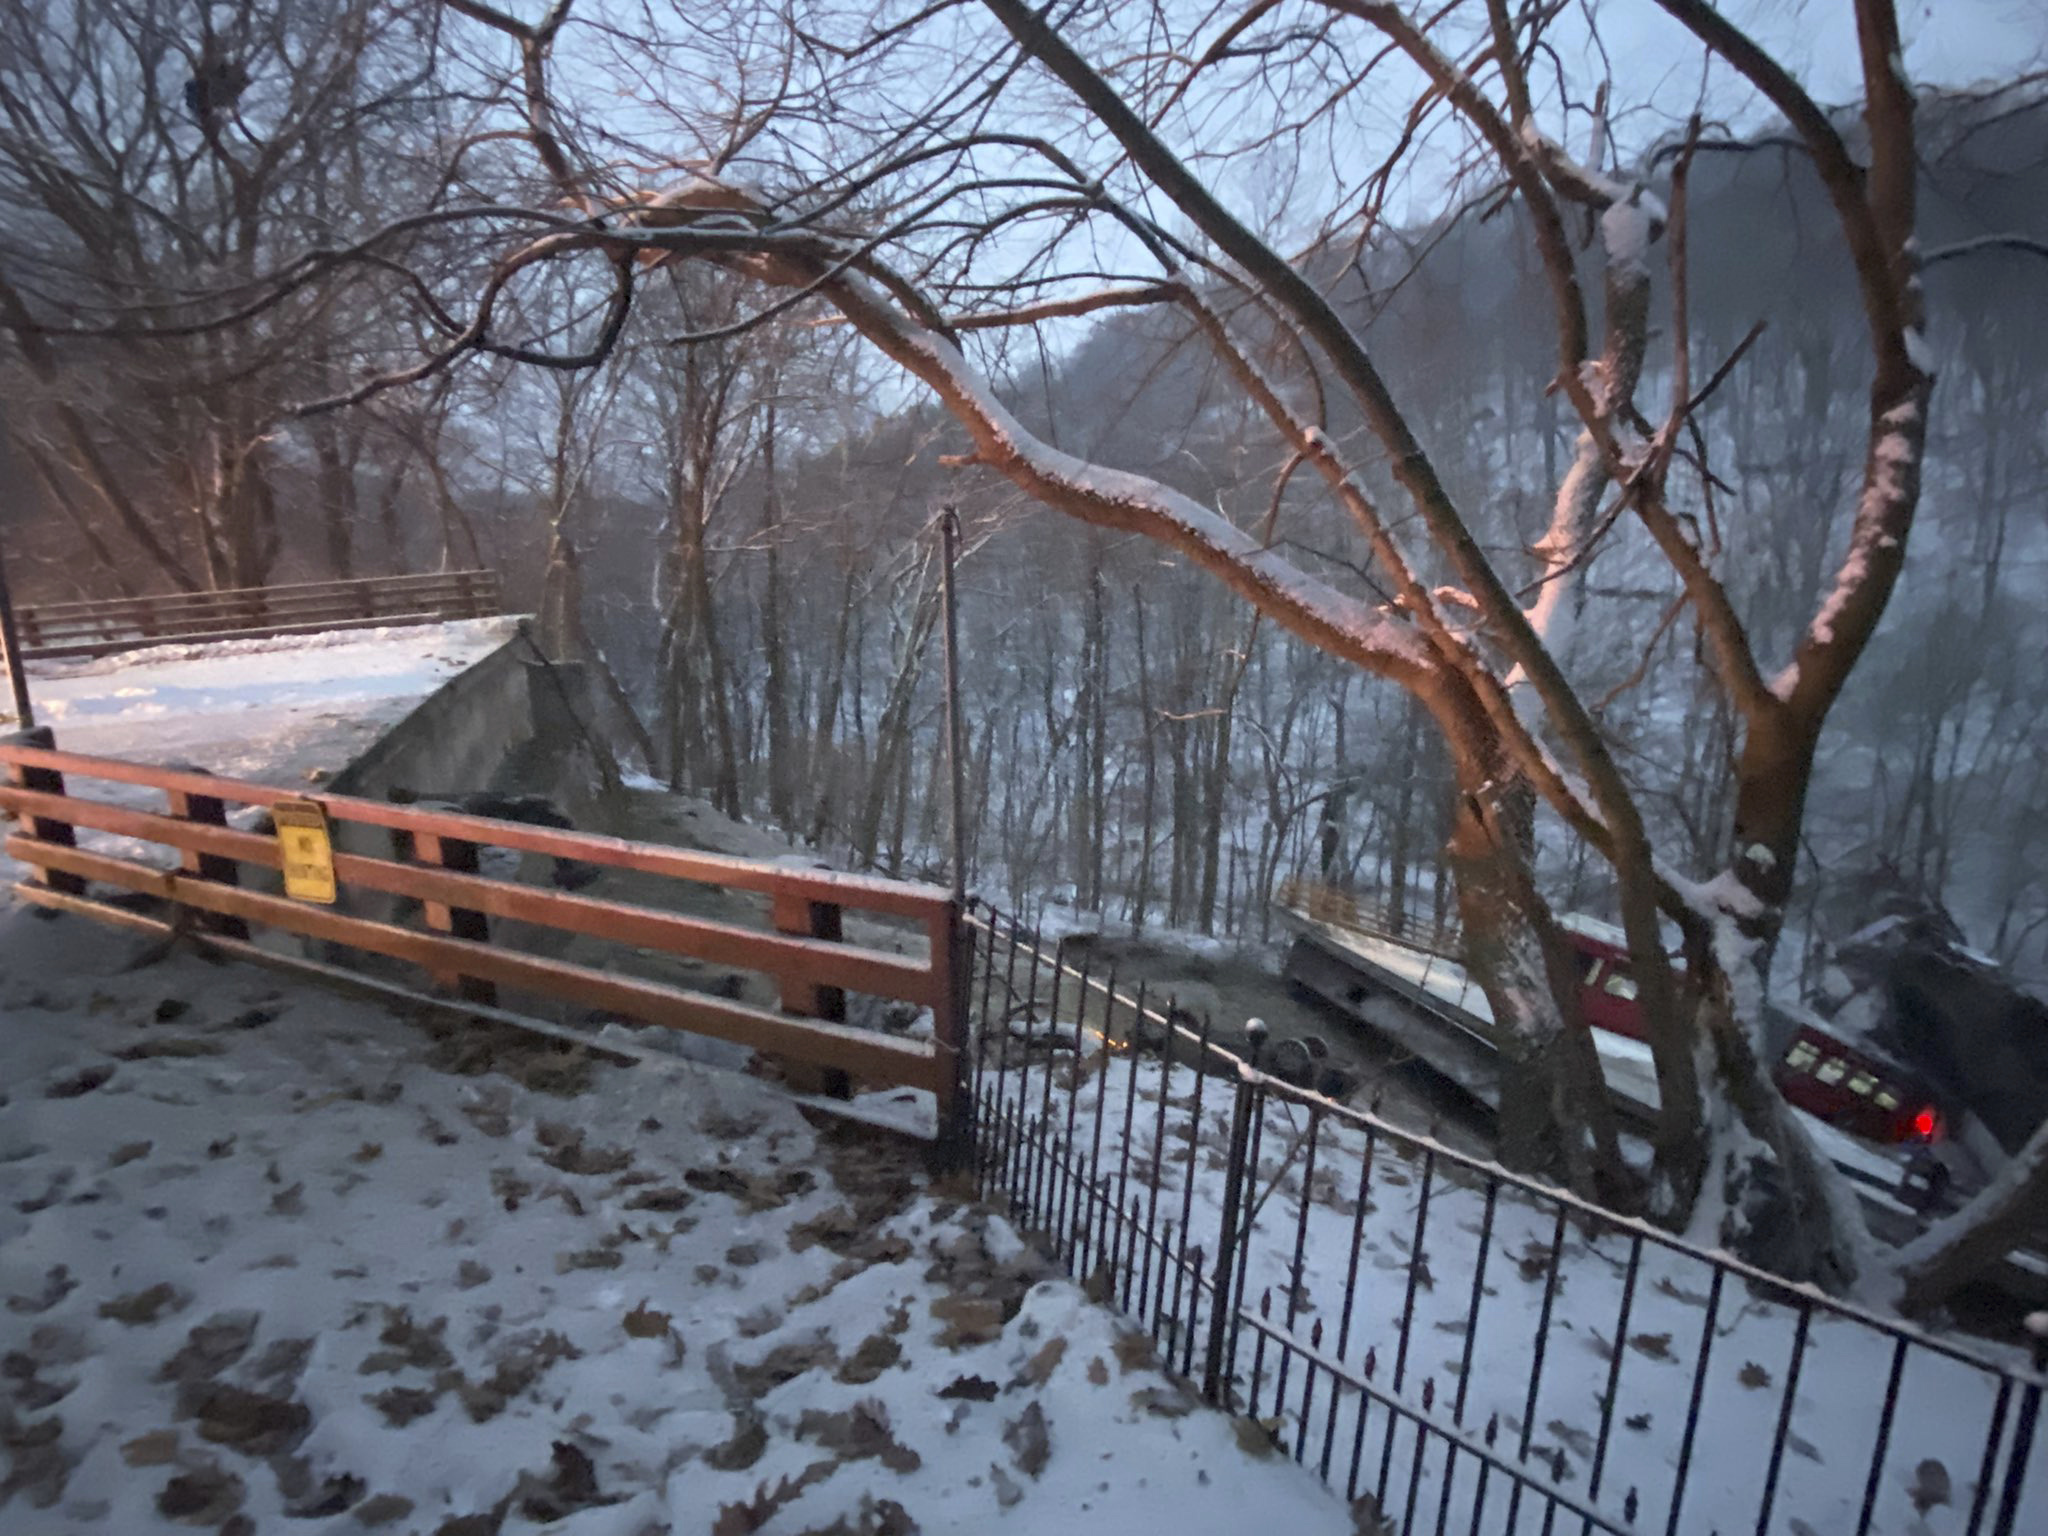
[
  {"left": 1772, "top": 1024, "right": 1941, "bottom": 1145},
  {"left": 1564, "top": 925, "right": 1940, "bottom": 1148}
]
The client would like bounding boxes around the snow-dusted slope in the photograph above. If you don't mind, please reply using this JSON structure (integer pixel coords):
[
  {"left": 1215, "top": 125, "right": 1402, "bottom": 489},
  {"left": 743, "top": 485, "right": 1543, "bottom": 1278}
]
[
  {"left": 0, "top": 914, "right": 1354, "bottom": 1533},
  {"left": 1, "top": 619, "right": 1354, "bottom": 1531}
]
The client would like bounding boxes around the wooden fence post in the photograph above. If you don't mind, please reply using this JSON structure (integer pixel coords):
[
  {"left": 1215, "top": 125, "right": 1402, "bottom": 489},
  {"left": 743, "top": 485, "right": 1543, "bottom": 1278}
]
[
  {"left": 772, "top": 890, "right": 849, "bottom": 1096},
  {"left": 413, "top": 831, "right": 497, "bottom": 1004},
  {"left": 3, "top": 726, "right": 84, "bottom": 895},
  {"left": 928, "top": 899, "right": 974, "bottom": 1170},
  {"left": 165, "top": 787, "right": 248, "bottom": 938}
]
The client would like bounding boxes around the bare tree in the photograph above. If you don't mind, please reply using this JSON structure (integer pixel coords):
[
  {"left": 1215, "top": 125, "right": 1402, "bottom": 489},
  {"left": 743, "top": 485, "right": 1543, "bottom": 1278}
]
[
  {"left": 0, "top": 0, "right": 457, "bottom": 589},
  {"left": 34, "top": 0, "right": 2048, "bottom": 1298}
]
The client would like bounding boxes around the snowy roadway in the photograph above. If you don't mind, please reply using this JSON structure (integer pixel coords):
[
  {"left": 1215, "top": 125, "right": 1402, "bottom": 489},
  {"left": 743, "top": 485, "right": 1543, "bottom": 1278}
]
[{"left": 2, "top": 618, "right": 521, "bottom": 908}]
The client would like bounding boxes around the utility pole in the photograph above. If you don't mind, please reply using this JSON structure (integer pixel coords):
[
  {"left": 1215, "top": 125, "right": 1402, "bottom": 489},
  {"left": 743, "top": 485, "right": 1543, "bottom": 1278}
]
[
  {"left": 938, "top": 504, "right": 967, "bottom": 904},
  {"left": 0, "top": 538, "right": 30, "bottom": 729},
  {"left": 934, "top": 504, "right": 974, "bottom": 1171},
  {"left": 0, "top": 411, "right": 31, "bottom": 728}
]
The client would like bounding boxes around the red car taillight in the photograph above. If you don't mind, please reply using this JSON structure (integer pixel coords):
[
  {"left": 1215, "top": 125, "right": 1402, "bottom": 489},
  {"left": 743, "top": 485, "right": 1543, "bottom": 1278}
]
[{"left": 1910, "top": 1106, "right": 1938, "bottom": 1142}]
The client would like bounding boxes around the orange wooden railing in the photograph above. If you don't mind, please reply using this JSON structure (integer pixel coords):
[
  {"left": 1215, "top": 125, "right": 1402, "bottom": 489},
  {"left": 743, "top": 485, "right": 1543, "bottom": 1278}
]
[
  {"left": 0, "top": 736, "right": 969, "bottom": 1143},
  {"left": 12, "top": 570, "right": 503, "bottom": 661}
]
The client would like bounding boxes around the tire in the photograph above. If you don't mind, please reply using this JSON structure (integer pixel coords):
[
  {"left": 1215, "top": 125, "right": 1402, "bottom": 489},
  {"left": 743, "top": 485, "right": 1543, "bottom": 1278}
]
[
  {"left": 1267, "top": 1036, "right": 1316, "bottom": 1087},
  {"left": 1315, "top": 1066, "right": 1356, "bottom": 1099}
]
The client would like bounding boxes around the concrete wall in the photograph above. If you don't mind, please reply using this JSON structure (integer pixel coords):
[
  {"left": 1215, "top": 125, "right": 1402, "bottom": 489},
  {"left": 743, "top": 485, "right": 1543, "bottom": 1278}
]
[
  {"left": 328, "top": 626, "right": 623, "bottom": 829},
  {"left": 325, "top": 629, "right": 535, "bottom": 806},
  {"left": 316, "top": 626, "right": 625, "bottom": 958}
]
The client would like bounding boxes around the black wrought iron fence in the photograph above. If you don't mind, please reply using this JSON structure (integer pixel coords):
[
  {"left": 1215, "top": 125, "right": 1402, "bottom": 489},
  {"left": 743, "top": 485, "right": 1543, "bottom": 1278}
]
[{"left": 962, "top": 903, "right": 2048, "bottom": 1536}]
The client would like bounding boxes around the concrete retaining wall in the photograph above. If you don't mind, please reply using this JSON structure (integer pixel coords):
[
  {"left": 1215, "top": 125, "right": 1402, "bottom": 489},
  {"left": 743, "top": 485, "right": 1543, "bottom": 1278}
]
[
  {"left": 328, "top": 624, "right": 622, "bottom": 829},
  {"left": 319, "top": 623, "right": 625, "bottom": 944}
]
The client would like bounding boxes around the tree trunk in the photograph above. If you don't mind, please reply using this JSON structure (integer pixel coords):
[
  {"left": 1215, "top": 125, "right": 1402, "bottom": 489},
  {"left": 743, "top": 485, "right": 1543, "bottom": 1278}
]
[
  {"left": 808, "top": 566, "right": 858, "bottom": 846},
  {"left": 312, "top": 418, "right": 357, "bottom": 581},
  {"left": 1200, "top": 616, "right": 1255, "bottom": 934},
  {"left": 1084, "top": 556, "right": 1108, "bottom": 909},
  {"left": 687, "top": 518, "right": 742, "bottom": 816},
  {"left": 1443, "top": 767, "right": 1629, "bottom": 1205},
  {"left": 760, "top": 400, "right": 794, "bottom": 826},
  {"left": 852, "top": 573, "right": 939, "bottom": 867},
  {"left": 1385, "top": 698, "right": 1421, "bottom": 926},
  {"left": 1132, "top": 585, "right": 1158, "bottom": 931},
  {"left": 1646, "top": 706, "right": 1864, "bottom": 1285}
]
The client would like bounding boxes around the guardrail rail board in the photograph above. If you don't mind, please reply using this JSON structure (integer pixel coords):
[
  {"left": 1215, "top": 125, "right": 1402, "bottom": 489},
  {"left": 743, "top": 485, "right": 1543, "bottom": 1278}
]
[
  {"left": 14, "top": 570, "right": 504, "bottom": 661},
  {"left": 0, "top": 738, "right": 966, "bottom": 1140}
]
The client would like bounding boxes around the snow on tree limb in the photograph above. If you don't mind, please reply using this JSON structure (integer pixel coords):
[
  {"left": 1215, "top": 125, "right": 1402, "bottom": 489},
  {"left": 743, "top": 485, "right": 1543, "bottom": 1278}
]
[
  {"left": 792, "top": 263, "right": 1441, "bottom": 685},
  {"left": 1770, "top": 394, "right": 1930, "bottom": 709},
  {"left": 987, "top": 0, "right": 1666, "bottom": 870},
  {"left": 1651, "top": 0, "right": 1934, "bottom": 741}
]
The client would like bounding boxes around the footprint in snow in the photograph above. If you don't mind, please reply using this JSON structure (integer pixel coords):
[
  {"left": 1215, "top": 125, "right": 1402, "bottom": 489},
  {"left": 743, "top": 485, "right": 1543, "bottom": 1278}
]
[{"left": 4, "top": 1266, "right": 76, "bottom": 1316}]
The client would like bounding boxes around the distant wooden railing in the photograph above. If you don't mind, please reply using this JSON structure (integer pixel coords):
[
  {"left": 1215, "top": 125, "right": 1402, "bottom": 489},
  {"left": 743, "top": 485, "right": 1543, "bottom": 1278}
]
[
  {"left": 1274, "top": 873, "right": 1464, "bottom": 960},
  {"left": 0, "top": 735, "right": 969, "bottom": 1145},
  {"left": 12, "top": 570, "right": 503, "bottom": 661}
]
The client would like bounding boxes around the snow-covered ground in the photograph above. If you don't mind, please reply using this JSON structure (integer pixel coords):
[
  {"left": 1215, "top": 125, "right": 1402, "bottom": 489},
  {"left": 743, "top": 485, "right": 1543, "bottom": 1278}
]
[
  {"left": 2, "top": 622, "right": 1358, "bottom": 1533},
  {"left": 975, "top": 1009, "right": 2048, "bottom": 1536},
  {"left": 2, "top": 618, "right": 521, "bottom": 907},
  {"left": 0, "top": 901, "right": 1357, "bottom": 1533}
]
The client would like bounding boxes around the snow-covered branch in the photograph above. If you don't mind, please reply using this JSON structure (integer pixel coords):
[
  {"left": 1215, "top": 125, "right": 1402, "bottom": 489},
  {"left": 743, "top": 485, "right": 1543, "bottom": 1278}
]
[{"left": 944, "top": 282, "right": 1186, "bottom": 330}]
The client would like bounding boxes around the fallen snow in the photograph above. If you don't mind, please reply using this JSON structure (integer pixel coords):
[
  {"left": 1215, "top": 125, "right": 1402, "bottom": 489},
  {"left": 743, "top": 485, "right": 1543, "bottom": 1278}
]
[
  {"left": 1602, "top": 190, "right": 1667, "bottom": 266},
  {"left": 978, "top": 1003, "right": 2048, "bottom": 1536},
  {"left": 0, "top": 913, "right": 1356, "bottom": 1533},
  {"left": 2, "top": 619, "right": 521, "bottom": 907}
]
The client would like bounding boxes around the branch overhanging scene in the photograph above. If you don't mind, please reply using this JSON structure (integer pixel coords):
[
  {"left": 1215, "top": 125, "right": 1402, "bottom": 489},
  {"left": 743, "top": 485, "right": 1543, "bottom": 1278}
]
[{"left": 3, "top": 2, "right": 2048, "bottom": 1533}]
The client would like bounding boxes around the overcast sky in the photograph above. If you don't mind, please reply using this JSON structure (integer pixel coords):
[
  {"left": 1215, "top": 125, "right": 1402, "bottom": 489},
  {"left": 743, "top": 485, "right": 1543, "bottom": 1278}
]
[{"left": 1600, "top": 1, "right": 2046, "bottom": 111}]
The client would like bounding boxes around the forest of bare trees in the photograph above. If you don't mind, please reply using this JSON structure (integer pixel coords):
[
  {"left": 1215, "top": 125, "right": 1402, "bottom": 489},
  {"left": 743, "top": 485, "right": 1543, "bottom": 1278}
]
[{"left": 5, "top": 0, "right": 2047, "bottom": 1302}]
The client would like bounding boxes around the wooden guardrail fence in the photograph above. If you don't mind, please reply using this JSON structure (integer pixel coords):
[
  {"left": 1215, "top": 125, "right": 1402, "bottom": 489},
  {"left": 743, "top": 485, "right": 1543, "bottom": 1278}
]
[
  {"left": 12, "top": 570, "right": 503, "bottom": 661},
  {"left": 0, "top": 735, "right": 969, "bottom": 1144}
]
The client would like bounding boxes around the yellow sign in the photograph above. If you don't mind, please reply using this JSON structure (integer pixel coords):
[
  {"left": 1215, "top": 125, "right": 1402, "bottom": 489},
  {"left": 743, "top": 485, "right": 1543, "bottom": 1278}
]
[{"left": 273, "top": 797, "right": 337, "bottom": 905}]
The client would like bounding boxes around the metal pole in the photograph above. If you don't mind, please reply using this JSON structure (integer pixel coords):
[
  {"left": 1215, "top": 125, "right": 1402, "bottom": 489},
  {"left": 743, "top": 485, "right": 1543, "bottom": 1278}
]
[
  {"left": 1990, "top": 1314, "right": 2048, "bottom": 1536},
  {"left": 0, "top": 534, "right": 32, "bottom": 731},
  {"left": 938, "top": 504, "right": 967, "bottom": 905},
  {"left": 1202, "top": 1027, "right": 1262, "bottom": 1405},
  {"left": 930, "top": 504, "right": 976, "bottom": 1172},
  {"left": 0, "top": 400, "right": 34, "bottom": 730}
]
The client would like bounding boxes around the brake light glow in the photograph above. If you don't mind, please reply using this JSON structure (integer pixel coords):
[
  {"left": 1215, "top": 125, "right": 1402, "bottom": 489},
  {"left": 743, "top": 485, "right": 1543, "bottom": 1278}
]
[{"left": 1911, "top": 1107, "right": 1938, "bottom": 1141}]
